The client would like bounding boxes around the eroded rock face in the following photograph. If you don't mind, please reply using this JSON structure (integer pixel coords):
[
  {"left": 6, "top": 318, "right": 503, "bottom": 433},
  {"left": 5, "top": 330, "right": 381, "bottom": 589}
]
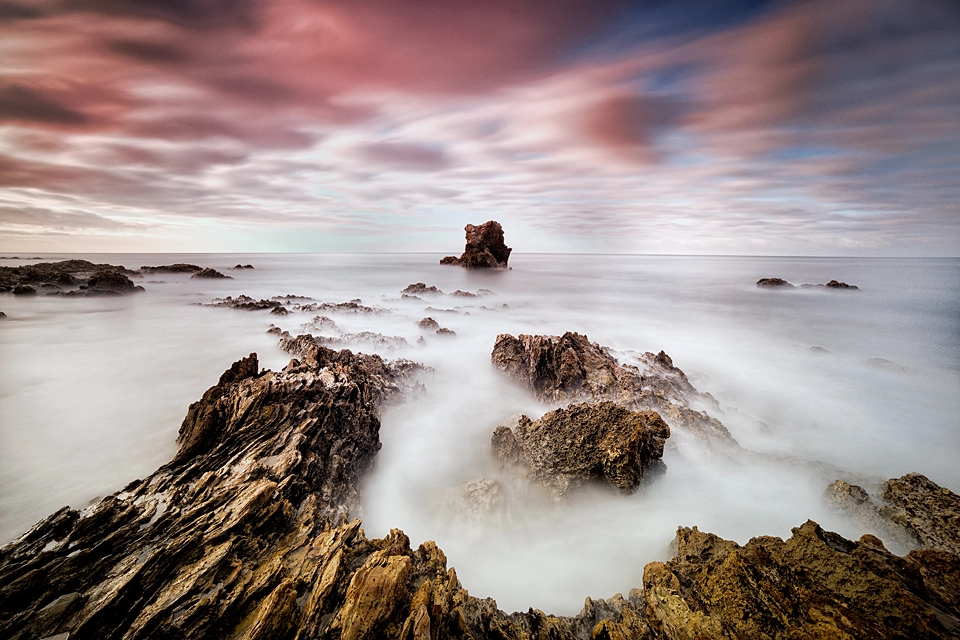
[
  {"left": 644, "top": 520, "right": 960, "bottom": 639},
  {"left": 491, "top": 332, "right": 736, "bottom": 447},
  {"left": 440, "top": 220, "right": 512, "bottom": 269},
  {"left": 493, "top": 402, "right": 670, "bottom": 497},
  {"left": 826, "top": 473, "right": 960, "bottom": 557}
]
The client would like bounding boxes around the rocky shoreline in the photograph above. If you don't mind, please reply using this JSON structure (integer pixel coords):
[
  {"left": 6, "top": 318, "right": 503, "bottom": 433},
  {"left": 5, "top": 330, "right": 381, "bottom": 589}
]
[{"left": 2, "top": 319, "right": 959, "bottom": 638}]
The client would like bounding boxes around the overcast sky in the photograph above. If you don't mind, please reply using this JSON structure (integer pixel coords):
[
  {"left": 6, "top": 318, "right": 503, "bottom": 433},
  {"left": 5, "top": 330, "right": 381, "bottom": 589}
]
[{"left": 1, "top": 0, "right": 958, "bottom": 255}]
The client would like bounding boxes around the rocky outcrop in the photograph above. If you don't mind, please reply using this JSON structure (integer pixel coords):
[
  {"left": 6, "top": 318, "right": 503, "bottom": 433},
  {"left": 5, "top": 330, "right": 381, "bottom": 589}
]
[
  {"left": 139, "top": 264, "right": 202, "bottom": 274},
  {"left": 402, "top": 283, "right": 442, "bottom": 295},
  {"left": 643, "top": 520, "right": 960, "bottom": 639},
  {"left": 206, "top": 295, "right": 283, "bottom": 311},
  {"left": 492, "top": 402, "right": 670, "bottom": 498},
  {"left": 191, "top": 268, "right": 232, "bottom": 279},
  {"left": 417, "top": 317, "right": 440, "bottom": 330},
  {"left": 440, "top": 220, "right": 512, "bottom": 269},
  {"left": 491, "top": 333, "right": 736, "bottom": 447},
  {"left": 825, "top": 279, "right": 859, "bottom": 289},
  {"left": 233, "top": 264, "right": 255, "bottom": 270},
  {"left": 0, "top": 260, "right": 142, "bottom": 295},
  {"left": 756, "top": 277, "right": 794, "bottom": 287},
  {"left": 826, "top": 473, "right": 960, "bottom": 557},
  {"left": 2, "top": 348, "right": 960, "bottom": 639}
]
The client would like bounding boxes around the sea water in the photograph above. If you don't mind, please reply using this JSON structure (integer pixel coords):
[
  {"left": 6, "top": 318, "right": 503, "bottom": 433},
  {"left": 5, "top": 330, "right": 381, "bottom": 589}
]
[{"left": 1, "top": 254, "right": 957, "bottom": 613}]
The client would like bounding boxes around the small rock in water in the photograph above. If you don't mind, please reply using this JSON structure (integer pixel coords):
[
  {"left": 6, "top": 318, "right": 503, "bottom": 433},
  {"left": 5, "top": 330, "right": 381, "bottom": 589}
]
[
  {"left": 191, "top": 268, "right": 232, "bottom": 279},
  {"left": 435, "top": 327, "right": 456, "bottom": 337},
  {"left": 756, "top": 277, "right": 795, "bottom": 287},
  {"left": 440, "top": 220, "right": 512, "bottom": 269},
  {"left": 417, "top": 317, "right": 440, "bottom": 330},
  {"left": 402, "top": 282, "right": 442, "bottom": 295}
]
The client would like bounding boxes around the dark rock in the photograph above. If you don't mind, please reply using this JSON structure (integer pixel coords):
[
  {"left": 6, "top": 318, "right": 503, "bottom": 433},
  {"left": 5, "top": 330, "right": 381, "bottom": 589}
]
[
  {"left": 451, "top": 289, "right": 477, "bottom": 297},
  {"left": 417, "top": 317, "right": 440, "bottom": 330},
  {"left": 491, "top": 332, "right": 736, "bottom": 446},
  {"left": 493, "top": 402, "right": 670, "bottom": 497},
  {"left": 1, "top": 260, "right": 139, "bottom": 295},
  {"left": 440, "top": 220, "right": 512, "bottom": 269},
  {"left": 139, "top": 264, "right": 202, "bottom": 274},
  {"left": 232, "top": 264, "right": 255, "bottom": 269},
  {"left": 643, "top": 519, "right": 960, "bottom": 639},
  {"left": 280, "top": 331, "right": 409, "bottom": 354},
  {"left": 271, "top": 294, "right": 312, "bottom": 301},
  {"left": 401, "top": 283, "right": 442, "bottom": 295},
  {"left": 826, "top": 279, "right": 859, "bottom": 289},
  {"left": 205, "top": 295, "right": 281, "bottom": 311},
  {"left": 0, "top": 311, "right": 6, "bottom": 318},
  {"left": 270, "top": 306, "right": 289, "bottom": 316},
  {"left": 435, "top": 327, "right": 456, "bottom": 337},
  {"left": 12, "top": 285, "right": 35, "bottom": 296},
  {"left": 756, "top": 277, "right": 795, "bottom": 287},
  {"left": 191, "top": 268, "right": 232, "bottom": 279}
]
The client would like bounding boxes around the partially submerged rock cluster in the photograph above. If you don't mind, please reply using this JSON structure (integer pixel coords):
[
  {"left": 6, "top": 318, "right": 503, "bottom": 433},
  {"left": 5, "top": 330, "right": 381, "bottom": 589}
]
[
  {"left": 0, "top": 259, "right": 143, "bottom": 296},
  {"left": 3, "top": 343, "right": 959, "bottom": 639},
  {"left": 441, "top": 220, "right": 512, "bottom": 269},
  {"left": 757, "top": 277, "right": 860, "bottom": 289}
]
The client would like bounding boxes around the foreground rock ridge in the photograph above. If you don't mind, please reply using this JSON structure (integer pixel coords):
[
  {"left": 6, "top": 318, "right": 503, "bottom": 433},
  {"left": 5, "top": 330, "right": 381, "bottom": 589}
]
[
  {"left": 440, "top": 220, "right": 512, "bottom": 269},
  {"left": 2, "top": 344, "right": 960, "bottom": 639},
  {"left": 491, "top": 332, "right": 736, "bottom": 448}
]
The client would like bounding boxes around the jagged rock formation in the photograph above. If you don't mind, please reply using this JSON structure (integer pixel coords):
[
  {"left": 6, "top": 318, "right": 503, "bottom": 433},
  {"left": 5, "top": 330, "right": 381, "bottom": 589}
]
[
  {"left": 2, "top": 348, "right": 960, "bottom": 639},
  {"left": 643, "top": 520, "right": 960, "bottom": 639},
  {"left": 206, "top": 295, "right": 283, "bottom": 311},
  {"left": 491, "top": 333, "right": 735, "bottom": 447},
  {"left": 280, "top": 330, "right": 409, "bottom": 353},
  {"left": 757, "top": 277, "right": 860, "bottom": 290},
  {"left": 0, "top": 259, "right": 143, "bottom": 295},
  {"left": 139, "top": 264, "right": 202, "bottom": 274},
  {"left": 492, "top": 402, "right": 670, "bottom": 497},
  {"left": 417, "top": 317, "right": 440, "bottom": 330},
  {"left": 826, "top": 473, "right": 960, "bottom": 556},
  {"left": 191, "top": 268, "right": 232, "bottom": 279},
  {"left": 440, "top": 221, "right": 512, "bottom": 269}
]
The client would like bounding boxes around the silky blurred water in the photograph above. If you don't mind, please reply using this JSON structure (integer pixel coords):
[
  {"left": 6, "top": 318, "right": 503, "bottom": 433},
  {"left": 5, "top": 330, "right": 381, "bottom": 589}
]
[{"left": 1, "top": 253, "right": 958, "bottom": 613}]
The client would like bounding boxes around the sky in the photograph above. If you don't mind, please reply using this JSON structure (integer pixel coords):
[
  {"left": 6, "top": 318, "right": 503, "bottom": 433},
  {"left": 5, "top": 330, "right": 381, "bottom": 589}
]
[{"left": 0, "top": 0, "right": 958, "bottom": 255}]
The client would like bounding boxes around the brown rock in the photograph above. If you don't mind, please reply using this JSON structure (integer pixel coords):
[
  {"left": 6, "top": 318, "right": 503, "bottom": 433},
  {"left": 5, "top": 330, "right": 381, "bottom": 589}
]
[
  {"left": 191, "top": 267, "right": 232, "bottom": 279},
  {"left": 491, "top": 332, "right": 736, "bottom": 447},
  {"left": 417, "top": 317, "right": 440, "bottom": 330},
  {"left": 440, "top": 220, "right": 512, "bottom": 269},
  {"left": 492, "top": 402, "right": 670, "bottom": 497},
  {"left": 756, "top": 277, "right": 794, "bottom": 287}
]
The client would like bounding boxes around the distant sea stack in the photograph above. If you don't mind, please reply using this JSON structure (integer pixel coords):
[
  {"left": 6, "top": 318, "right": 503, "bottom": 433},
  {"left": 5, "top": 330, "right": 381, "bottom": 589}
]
[{"left": 441, "top": 220, "right": 512, "bottom": 269}]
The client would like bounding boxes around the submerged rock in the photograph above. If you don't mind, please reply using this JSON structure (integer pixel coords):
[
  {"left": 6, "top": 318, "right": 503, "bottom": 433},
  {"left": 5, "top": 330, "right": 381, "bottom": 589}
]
[
  {"left": 417, "top": 317, "right": 440, "bottom": 330},
  {"left": 492, "top": 402, "right": 670, "bottom": 497},
  {"left": 440, "top": 220, "right": 512, "bottom": 269},
  {"left": 232, "top": 264, "right": 255, "bottom": 269},
  {"left": 756, "top": 277, "right": 795, "bottom": 287},
  {"left": 191, "top": 267, "right": 232, "bottom": 279},
  {"left": 139, "top": 263, "right": 202, "bottom": 274},
  {"left": 491, "top": 332, "right": 735, "bottom": 446},
  {"left": 12, "top": 285, "right": 35, "bottom": 296},
  {"left": 401, "top": 283, "right": 442, "bottom": 295},
  {"left": 205, "top": 295, "right": 282, "bottom": 311}
]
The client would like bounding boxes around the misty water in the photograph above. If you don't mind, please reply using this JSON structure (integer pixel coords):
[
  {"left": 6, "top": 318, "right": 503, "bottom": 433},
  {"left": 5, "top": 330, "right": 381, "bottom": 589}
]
[{"left": 1, "top": 253, "right": 958, "bottom": 614}]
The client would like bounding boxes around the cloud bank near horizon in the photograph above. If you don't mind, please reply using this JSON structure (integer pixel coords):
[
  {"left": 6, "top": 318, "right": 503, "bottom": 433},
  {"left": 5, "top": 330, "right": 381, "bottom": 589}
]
[{"left": 0, "top": 0, "right": 958, "bottom": 255}]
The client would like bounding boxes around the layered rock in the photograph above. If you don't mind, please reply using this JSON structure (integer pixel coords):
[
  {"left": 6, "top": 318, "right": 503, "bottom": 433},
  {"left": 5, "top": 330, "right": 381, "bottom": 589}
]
[
  {"left": 0, "top": 259, "right": 142, "bottom": 295},
  {"left": 825, "top": 473, "right": 960, "bottom": 556},
  {"left": 440, "top": 220, "right": 512, "bottom": 269},
  {"left": 644, "top": 520, "right": 960, "bottom": 639},
  {"left": 491, "top": 332, "right": 735, "bottom": 447},
  {"left": 492, "top": 402, "right": 670, "bottom": 497}
]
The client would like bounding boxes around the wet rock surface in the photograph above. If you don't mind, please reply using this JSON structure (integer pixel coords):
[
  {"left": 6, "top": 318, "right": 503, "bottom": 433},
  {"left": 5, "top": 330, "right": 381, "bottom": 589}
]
[
  {"left": 492, "top": 402, "right": 670, "bottom": 497},
  {"left": 491, "top": 332, "right": 736, "bottom": 447},
  {"left": 0, "top": 260, "right": 142, "bottom": 295},
  {"left": 440, "top": 220, "right": 512, "bottom": 269}
]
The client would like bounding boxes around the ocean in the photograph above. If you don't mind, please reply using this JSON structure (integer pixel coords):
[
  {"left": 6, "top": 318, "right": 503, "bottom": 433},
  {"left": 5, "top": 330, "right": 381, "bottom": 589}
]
[{"left": 1, "top": 253, "right": 958, "bottom": 613}]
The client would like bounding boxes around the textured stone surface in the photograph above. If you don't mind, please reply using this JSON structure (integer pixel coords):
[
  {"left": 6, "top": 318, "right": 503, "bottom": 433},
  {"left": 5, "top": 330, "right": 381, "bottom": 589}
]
[
  {"left": 491, "top": 332, "right": 735, "bottom": 447},
  {"left": 643, "top": 520, "right": 960, "bottom": 640},
  {"left": 440, "top": 220, "right": 512, "bottom": 269},
  {"left": 191, "top": 267, "right": 232, "bottom": 279},
  {"left": 0, "top": 260, "right": 142, "bottom": 295},
  {"left": 493, "top": 402, "right": 670, "bottom": 497}
]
